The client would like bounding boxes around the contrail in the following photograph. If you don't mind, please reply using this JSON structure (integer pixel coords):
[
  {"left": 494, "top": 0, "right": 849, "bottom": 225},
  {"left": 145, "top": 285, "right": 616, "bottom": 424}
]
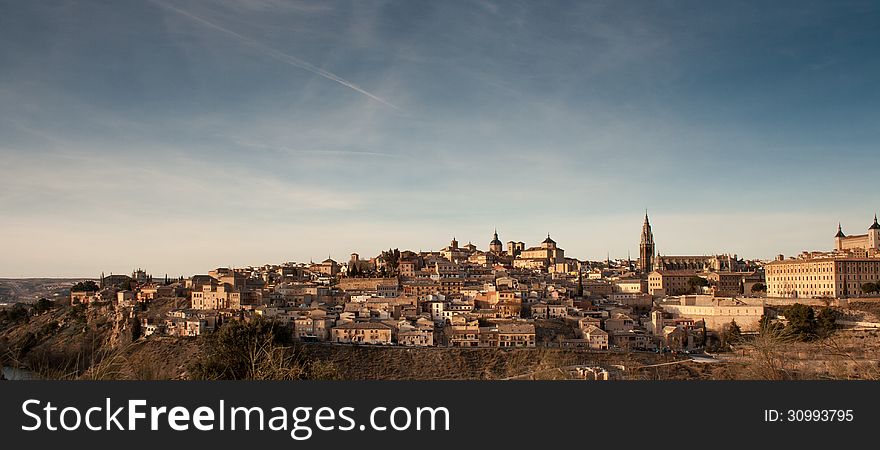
[{"left": 150, "top": 0, "right": 402, "bottom": 111}]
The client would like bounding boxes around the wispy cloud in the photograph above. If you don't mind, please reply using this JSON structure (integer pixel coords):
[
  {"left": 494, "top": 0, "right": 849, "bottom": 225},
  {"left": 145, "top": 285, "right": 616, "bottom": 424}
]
[
  {"left": 234, "top": 139, "right": 399, "bottom": 159},
  {"left": 149, "top": 0, "right": 403, "bottom": 112},
  {"left": 2, "top": 0, "right": 878, "bottom": 276}
]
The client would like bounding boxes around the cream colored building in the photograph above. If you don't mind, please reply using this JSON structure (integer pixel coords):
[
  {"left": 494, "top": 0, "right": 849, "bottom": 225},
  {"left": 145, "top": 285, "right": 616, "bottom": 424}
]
[
  {"left": 399, "top": 328, "right": 434, "bottom": 346},
  {"left": 315, "top": 258, "right": 340, "bottom": 276},
  {"left": 765, "top": 253, "right": 880, "bottom": 299},
  {"left": 659, "top": 296, "right": 763, "bottom": 332},
  {"left": 191, "top": 283, "right": 241, "bottom": 310},
  {"left": 331, "top": 322, "right": 392, "bottom": 344},
  {"left": 762, "top": 214, "right": 880, "bottom": 299},
  {"left": 478, "top": 322, "right": 536, "bottom": 347},
  {"left": 582, "top": 325, "right": 609, "bottom": 350},
  {"left": 445, "top": 317, "right": 480, "bottom": 347},
  {"left": 604, "top": 313, "right": 635, "bottom": 332},
  {"left": 648, "top": 270, "right": 697, "bottom": 296},
  {"left": 440, "top": 237, "right": 472, "bottom": 262},
  {"left": 613, "top": 277, "right": 647, "bottom": 294},
  {"left": 294, "top": 316, "right": 334, "bottom": 341},
  {"left": 835, "top": 215, "right": 880, "bottom": 255},
  {"left": 514, "top": 235, "right": 565, "bottom": 270},
  {"left": 70, "top": 290, "right": 97, "bottom": 305}
]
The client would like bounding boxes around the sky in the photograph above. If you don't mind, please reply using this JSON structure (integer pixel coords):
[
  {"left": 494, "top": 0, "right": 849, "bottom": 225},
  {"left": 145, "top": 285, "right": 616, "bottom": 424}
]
[{"left": 1, "top": 0, "right": 879, "bottom": 277}]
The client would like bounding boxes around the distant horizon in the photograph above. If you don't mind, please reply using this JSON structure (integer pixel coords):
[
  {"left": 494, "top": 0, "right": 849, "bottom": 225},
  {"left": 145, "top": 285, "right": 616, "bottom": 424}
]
[
  {"left": 4, "top": 210, "right": 879, "bottom": 278},
  {"left": 2, "top": 1, "right": 879, "bottom": 277}
]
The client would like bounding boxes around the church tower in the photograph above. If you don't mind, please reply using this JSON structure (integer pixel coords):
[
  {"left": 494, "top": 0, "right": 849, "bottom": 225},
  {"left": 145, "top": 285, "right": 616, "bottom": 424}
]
[
  {"left": 651, "top": 308, "right": 664, "bottom": 336},
  {"left": 639, "top": 212, "right": 655, "bottom": 274}
]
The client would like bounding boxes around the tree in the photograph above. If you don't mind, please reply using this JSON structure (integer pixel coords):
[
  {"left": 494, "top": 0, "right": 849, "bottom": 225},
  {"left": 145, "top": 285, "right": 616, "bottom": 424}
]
[
  {"left": 722, "top": 319, "right": 742, "bottom": 345},
  {"left": 751, "top": 282, "right": 767, "bottom": 294},
  {"left": 759, "top": 313, "right": 784, "bottom": 336},
  {"left": 70, "top": 280, "right": 99, "bottom": 292},
  {"left": 816, "top": 307, "right": 837, "bottom": 337},
  {"left": 189, "top": 318, "right": 294, "bottom": 380},
  {"left": 32, "top": 298, "right": 54, "bottom": 314},
  {"left": 688, "top": 276, "right": 709, "bottom": 294},
  {"left": 745, "top": 319, "right": 795, "bottom": 380},
  {"left": 861, "top": 282, "right": 879, "bottom": 295},
  {"left": 0, "top": 303, "right": 30, "bottom": 325},
  {"left": 188, "top": 318, "right": 340, "bottom": 380},
  {"left": 784, "top": 303, "right": 818, "bottom": 340}
]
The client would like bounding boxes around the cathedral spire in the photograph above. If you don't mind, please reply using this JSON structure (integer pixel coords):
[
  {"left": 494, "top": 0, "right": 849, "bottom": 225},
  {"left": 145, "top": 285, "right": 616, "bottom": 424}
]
[{"left": 639, "top": 211, "right": 655, "bottom": 274}]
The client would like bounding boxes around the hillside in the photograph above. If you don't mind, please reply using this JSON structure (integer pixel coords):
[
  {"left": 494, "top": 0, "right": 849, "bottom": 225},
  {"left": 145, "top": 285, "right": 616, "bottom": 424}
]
[
  {"left": 4, "top": 300, "right": 880, "bottom": 380},
  {"left": 0, "top": 278, "right": 90, "bottom": 303}
]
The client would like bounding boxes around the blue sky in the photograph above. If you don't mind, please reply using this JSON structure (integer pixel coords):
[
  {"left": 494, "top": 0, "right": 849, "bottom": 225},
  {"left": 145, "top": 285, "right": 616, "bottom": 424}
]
[{"left": 1, "top": 0, "right": 879, "bottom": 277}]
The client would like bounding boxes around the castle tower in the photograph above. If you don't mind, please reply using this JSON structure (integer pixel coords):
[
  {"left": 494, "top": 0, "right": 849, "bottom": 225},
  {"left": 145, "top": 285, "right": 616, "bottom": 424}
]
[
  {"left": 489, "top": 229, "right": 503, "bottom": 253},
  {"left": 869, "top": 215, "right": 880, "bottom": 251},
  {"left": 639, "top": 212, "right": 655, "bottom": 274},
  {"left": 835, "top": 222, "right": 846, "bottom": 251}
]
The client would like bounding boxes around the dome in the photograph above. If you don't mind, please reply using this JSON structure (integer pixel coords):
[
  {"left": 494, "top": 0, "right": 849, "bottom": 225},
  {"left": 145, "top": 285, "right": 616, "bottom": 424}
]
[
  {"left": 870, "top": 215, "right": 880, "bottom": 230},
  {"left": 542, "top": 234, "right": 556, "bottom": 244},
  {"left": 490, "top": 229, "right": 502, "bottom": 246}
]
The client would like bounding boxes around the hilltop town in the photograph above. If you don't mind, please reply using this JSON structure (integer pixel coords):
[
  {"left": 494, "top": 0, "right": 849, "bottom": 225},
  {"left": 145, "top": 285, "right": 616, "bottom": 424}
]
[
  {"left": 4, "top": 213, "right": 880, "bottom": 380},
  {"left": 57, "top": 214, "right": 771, "bottom": 352}
]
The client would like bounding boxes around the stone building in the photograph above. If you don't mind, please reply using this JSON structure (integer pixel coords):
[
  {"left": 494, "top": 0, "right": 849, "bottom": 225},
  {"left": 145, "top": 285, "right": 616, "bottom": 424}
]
[
  {"left": 316, "top": 258, "right": 340, "bottom": 276},
  {"left": 191, "top": 283, "right": 241, "bottom": 310},
  {"left": 514, "top": 235, "right": 565, "bottom": 271},
  {"left": 638, "top": 213, "right": 744, "bottom": 273},
  {"left": 765, "top": 214, "right": 880, "bottom": 299},
  {"left": 659, "top": 296, "right": 763, "bottom": 332},
  {"left": 648, "top": 270, "right": 698, "bottom": 296},
  {"left": 330, "top": 322, "right": 392, "bottom": 344},
  {"left": 765, "top": 254, "right": 880, "bottom": 299},
  {"left": 834, "top": 215, "right": 880, "bottom": 256}
]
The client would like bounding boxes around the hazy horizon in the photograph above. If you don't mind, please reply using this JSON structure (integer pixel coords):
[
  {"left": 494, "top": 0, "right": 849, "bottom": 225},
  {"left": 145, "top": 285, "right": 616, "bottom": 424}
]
[{"left": 2, "top": 0, "right": 879, "bottom": 277}]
